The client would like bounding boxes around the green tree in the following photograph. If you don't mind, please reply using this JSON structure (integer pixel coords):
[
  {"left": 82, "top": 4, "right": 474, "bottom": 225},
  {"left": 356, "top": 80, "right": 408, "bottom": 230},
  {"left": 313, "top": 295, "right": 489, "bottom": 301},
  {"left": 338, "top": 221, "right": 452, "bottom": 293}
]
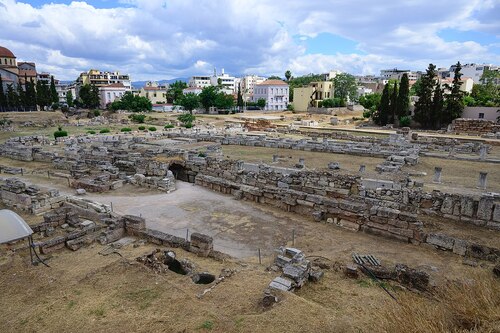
[
  {"left": 199, "top": 86, "right": 219, "bottom": 112},
  {"left": 397, "top": 73, "right": 410, "bottom": 118},
  {"left": 389, "top": 82, "right": 398, "bottom": 124},
  {"left": 410, "top": 78, "right": 423, "bottom": 96},
  {"left": 110, "top": 92, "right": 152, "bottom": 112},
  {"left": 16, "top": 83, "right": 26, "bottom": 110},
  {"left": 257, "top": 98, "right": 266, "bottom": 109},
  {"left": 167, "top": 81, "right": 188, "bottom": 104},
  {"left": 6, "top": 84, "right": 19, "bottom": 108},
  {"left": 26, "top": 78, "right": 37, "bottom": 110},
  {"left": 79, "top": 84, "right": 100, "bottom": 108},
  {"left": 36, "top": 80, "right": 50, "bottom": 110},
  {"left": 374, "top": 84, "right": 390, "bottom": 125},
  {"left": 359, "top": 93, "right": 382, "bottom": 113},
  {"left": 0, "top": 75, "right": 6, "bottom": 110},
  {"left": 443, "top": 61, "right": 465, "bottom": 125},
  {"left": 469, "top": 69, "right": 500, "bottom": 107},
  {"left": 50, "top": 76, "right": 58, "bottom": 104},
  {"left": 267, "top": 75, "right": 282, "bottom": 80},
  {"left": 285, "top": 70, "right": 292, "bottom": 82},
  {"left": 237, "top": 86, "right": 243, "bottom": 109},
  {"left": 215, "top": 92, "right": 234, "bottom": 109},
  {"left": 413, "top": 64, "right": 437, "bottom": 129},
  {"left": 66, "top": 90, "right": 74, "bottom": 107},
  {"left": 179, "top": 93, "right": 200, "bottom": 114},
  {"left": 432, "top": 85, "right": 444, "bottom": 129},
  {"left": 333, "top": 73, "right": 357, "bottom": 103}
]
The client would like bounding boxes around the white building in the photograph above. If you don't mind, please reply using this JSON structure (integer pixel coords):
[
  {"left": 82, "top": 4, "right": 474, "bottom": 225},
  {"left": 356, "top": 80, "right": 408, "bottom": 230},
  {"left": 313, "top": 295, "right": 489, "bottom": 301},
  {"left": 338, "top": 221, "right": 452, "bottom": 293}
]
[
  {"left": 321, "top": 70, "right": 343, "bottom": 81},
  {"left": 239, "top": 75, "right": 265, "bottom": 101},
  {"left": 438, "top": 77, "right": 474, "bottom": 94},
  {"left": 99, "top": 83, "right": 128, "bottom": 108},
  {"left": 55, "top": 83, "right": 77, "bottom": 105},
  {"left": 210, "top": 69, "right": 237, "bottom": 95},
  {"left": 380, "top": 68, "right": 419, "bottom": 81},
  {"left": 449, "top": 63, "right": 499, "bottom": 84},
  {"left": 182, "top": 87, "right": 203, "bottom": 95},
  {"left": 188, "top": 75, "right": 211, "bottom": 88},
  {"left": 252, "top": 79, "right": 289, "bottom": 111}
]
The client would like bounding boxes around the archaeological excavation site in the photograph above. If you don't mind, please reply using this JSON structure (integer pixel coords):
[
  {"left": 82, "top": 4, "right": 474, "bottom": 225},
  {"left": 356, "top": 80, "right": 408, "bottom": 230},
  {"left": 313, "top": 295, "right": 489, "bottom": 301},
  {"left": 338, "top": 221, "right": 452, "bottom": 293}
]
[{"left": 0, "top": 111, "right": 499, "bottom": 333}]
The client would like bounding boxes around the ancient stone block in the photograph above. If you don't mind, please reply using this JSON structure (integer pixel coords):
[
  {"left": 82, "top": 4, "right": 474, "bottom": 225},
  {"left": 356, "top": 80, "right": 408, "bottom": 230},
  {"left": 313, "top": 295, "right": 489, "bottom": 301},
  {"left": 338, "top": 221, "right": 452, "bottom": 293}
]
[
  {"left": 426, "top": 233, "right": 454, "bottom": 250},
  {"left": 477, "top": 197, "right": 494, "bottom": 221},
  {"left": 337, "top": 219, "right": 360, "bottom": 231},
  {"left": 452, "top": 239, "right": 468, "bottom": 256},
  {"left": 124, "top": 215, "right": 146, "bottom": 231}
]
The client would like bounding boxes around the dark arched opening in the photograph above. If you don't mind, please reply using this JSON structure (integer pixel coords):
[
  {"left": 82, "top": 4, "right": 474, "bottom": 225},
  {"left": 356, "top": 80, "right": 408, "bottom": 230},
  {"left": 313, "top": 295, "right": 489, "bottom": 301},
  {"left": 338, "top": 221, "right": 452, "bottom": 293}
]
[{"left": 169, "top": 163, "right": 194, "bottom": 183}]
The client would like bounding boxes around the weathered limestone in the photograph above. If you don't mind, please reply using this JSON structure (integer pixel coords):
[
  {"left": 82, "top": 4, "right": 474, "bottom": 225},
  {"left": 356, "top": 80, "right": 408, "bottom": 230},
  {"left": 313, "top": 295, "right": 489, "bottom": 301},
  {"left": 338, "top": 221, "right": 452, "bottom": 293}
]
[{"left": 433, "top": 167, "right": 442, "bottom": 183}]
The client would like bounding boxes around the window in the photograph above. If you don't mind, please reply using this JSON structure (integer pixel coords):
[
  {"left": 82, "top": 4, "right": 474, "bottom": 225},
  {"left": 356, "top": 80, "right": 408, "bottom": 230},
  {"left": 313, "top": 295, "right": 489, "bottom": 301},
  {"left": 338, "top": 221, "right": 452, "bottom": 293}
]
[{"left": 478, "top": 113, "right": 484, "bottom": 119}]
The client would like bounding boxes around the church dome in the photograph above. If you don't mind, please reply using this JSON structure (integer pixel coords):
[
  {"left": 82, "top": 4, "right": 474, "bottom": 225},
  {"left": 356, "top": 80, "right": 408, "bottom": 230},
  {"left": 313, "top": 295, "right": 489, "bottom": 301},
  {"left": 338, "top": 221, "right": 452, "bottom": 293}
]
[{"left": 0, "top": 46, "right": 16, "bottom": 58}]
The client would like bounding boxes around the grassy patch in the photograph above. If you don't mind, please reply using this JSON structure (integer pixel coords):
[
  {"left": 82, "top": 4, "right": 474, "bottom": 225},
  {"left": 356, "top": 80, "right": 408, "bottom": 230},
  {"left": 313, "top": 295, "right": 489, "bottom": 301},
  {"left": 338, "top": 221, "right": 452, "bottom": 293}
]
[
  {"left": 198, "top": 320, "right": 214, "bottom": 330},
  {"left": 89, "top": 306, "right": 106, "bottom": 318},
  {"left": 123, "top": 288, "right": 160, "bottom": 310},
  {"left": 67, "top": 300, "right": 76, "bottom": 310}
]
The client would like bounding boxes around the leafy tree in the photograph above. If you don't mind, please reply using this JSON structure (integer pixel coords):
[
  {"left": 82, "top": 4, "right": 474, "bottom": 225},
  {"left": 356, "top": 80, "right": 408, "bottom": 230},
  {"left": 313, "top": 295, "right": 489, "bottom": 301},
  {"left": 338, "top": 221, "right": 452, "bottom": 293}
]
[
  {"left": 199, "top": 86, "right": 219, "bottom": 112},
  {"left": 110, "top": 91, "right": 152, "bottom": 112},
  {"left": 285, "top": 70, "right": 292, "bottom": 82},
  {"left": 443, "top": 61, "right": 465, "bottom": 125},
  {"left": 413, "top": 64, "right": 437, "bottom": 129},
  {"left": 167, "top": 81, "right": 187, "bottom": 104},
  {"left": 50, "top": 76, "right": 58, "bottom": 104},
  {"left": 267, "top": 75, "right": 282, "bottom": 80},
  {"left": 432, "top": 85, "right": 444, "bottom": 129},
  {"left": 389, "top": 82, "right": 398, "bottom": 124},
  {"left": 469, "top": 69, "right": 500, "bottom": 107},
  {"left": 215, "top": 92, "right": 234, "bottom": 109},
  {"left": 66, "top": 90, "right": 74, "bottom": 107},
  {"left": 333, "top": 73, "right": 357, "bottom": 103},
  {"left": 178, "top": 113, "right": 195, "bottom": 124},
  {"left": 257, "top": 98, "right": 266, "bottom": 108},
  {"left": 359, "top": 93, "right": 381, "bottom": 114},
  {"left": 373, "top": 84, "right": 390, "bottom": 125},
  {"left": 410, "top": 78, "right": 422, "bottom": 96},
  {"left": 179, "top": 93, "right": 200, "bottom": 114},
  {"left": 397, "top": 73, "right": 410, "bottom": 118}
]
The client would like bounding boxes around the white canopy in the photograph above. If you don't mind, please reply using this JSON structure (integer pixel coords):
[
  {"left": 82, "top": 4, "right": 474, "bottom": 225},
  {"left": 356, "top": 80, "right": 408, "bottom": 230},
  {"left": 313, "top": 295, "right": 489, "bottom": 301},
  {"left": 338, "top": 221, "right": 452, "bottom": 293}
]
[{"left": 0, "top": 209, "right": 33, "bottom": 244}]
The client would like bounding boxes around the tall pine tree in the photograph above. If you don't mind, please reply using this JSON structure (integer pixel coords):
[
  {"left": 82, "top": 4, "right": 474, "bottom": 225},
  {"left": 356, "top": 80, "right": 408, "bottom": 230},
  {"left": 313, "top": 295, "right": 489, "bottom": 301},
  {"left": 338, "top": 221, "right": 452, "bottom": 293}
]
[
  {"left": 389, "top": 82, "right": 398, "bottom": 124},
  {"left": 432, "top": 85, "right": 444, "bottom": 129},
  {"left": 374, "top": 83, "right": 390, "bottom": 125},
  {"left": 443, "top": 61, "right": 464, "bottom": 126},
  {"left": 414, "top": 64, "right": 437, "bottom": 129},
  {"left": 237, "top": 86, "right": 243, "bottom": 110},
  {"left": 50, "top": 76, "right": 58, "bottom": 104},
  {"left": 0, "top": 75, "right": 6, "bottom": 111},
  {"left": 397, "top": 73, "right": 410, "bottom": 118}
]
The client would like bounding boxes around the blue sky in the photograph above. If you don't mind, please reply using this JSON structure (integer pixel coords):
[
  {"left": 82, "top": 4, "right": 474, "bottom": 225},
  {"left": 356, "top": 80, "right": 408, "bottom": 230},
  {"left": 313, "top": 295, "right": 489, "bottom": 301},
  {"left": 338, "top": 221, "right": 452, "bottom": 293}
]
[{"left": 0, "top": 0, "right": 498, "bottom": 80}]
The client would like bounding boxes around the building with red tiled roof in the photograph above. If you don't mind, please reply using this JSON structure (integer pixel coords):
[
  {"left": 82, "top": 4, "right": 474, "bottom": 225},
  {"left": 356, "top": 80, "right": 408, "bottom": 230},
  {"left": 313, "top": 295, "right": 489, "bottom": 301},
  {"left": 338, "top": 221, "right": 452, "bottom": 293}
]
[
  {"left": 137, "top": 81, "right": 168, "bottom": 103},
  {"left": 252, "top": 79, "right": 289, "bottom": 111},
  {"left": 99, "top": 82, "right": 129, "bottom": 108},
  {"left": 0, "top": 45, "right": 19, "bottom": 88}
]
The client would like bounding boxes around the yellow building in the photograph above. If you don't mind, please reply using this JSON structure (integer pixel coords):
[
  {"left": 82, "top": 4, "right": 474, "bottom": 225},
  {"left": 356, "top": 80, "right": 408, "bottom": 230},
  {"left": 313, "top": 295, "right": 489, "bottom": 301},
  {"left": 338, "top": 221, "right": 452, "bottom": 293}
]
[
  {"left": 293, "top": 81, "right": 334, "bottom": 112},
  {"left": 138, "top": 81, "right": 168, "bottom": 104}
]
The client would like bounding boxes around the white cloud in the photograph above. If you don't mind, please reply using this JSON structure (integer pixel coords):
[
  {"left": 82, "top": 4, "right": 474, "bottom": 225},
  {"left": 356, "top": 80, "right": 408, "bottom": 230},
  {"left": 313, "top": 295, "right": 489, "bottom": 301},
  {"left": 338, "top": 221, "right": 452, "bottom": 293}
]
[{"left": 0, "top": 0, "right": 497, "bottom": 81}]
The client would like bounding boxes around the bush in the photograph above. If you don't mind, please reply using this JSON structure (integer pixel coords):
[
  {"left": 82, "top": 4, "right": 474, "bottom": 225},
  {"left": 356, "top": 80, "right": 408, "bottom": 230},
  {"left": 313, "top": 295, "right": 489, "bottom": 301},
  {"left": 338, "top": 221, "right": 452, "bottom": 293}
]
[
  {"left": 87, "top": 130, "right": 96, "bottom": 134},
  {"left": 138, "top": 126, "right": 146, "bottom": 130},
  {"left": 399, "top": 116, "right": 411, "bottom": 127},
  {"left": 129, "top": 114, "right": 146, "bottom": 123},
  {"left": 177, "top": 113, "right": 195, "bottom": 124},
  {"left": 121, "top": 127, "right": 132, "bottom": 132},
  {"left": 99, "top": 128, "right": 110, "bottom": 134},
  {"left": 51, "top": 103, "right": 60, "bottom": 111},
  {"left": 54, "top": 126, "right": 68, "bottom": 139},
  {"left": 184, "top": 122, "right": 193, "bottom": 128},
  {"left": 287, "top": 104, "right": 294, "bottom": 111},
  {"left": 148, "top": 126, "right": 157, "bottom": 131},
  {"left": 164, "top": 124, "right": 175, "bottom": 129},
  {"left": 93, "top": 109, "right": 101, "bottom": 117},
  {"left": 363, "top": 109, "right": 373, "bottom": 119}
]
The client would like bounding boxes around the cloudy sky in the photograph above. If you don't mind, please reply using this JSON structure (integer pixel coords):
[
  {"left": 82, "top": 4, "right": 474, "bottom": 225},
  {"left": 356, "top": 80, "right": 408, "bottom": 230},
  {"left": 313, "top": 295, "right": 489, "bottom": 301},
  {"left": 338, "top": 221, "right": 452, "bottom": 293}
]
[{"left": 0, "top": 0, "right": 499, "bottom": 81}]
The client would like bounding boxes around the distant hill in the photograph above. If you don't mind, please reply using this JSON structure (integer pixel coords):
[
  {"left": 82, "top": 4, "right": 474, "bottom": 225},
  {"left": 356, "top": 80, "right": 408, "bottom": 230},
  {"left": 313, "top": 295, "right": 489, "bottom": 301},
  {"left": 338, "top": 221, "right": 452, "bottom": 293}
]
[{"left": 132, "top": 78, "right": 188, "bottom": 89}]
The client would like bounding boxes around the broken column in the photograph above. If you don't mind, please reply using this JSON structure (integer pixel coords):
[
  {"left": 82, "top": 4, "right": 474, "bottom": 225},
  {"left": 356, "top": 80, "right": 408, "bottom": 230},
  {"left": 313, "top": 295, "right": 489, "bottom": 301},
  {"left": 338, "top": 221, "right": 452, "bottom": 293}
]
[
  {"left": 480, "top": 145, "right": 487, "bottom": 160},
  {"left": 359, "top": 165, "right": 366, "bottom": 173},
  {"left": 433, "top": 167, "right": 442, "bottom": 183},
  {"left": 272, "top": 154, "right": 278, "bottom": 163},
  {"left": 478, "top": 172, "right": 488, "bottom": 190}
]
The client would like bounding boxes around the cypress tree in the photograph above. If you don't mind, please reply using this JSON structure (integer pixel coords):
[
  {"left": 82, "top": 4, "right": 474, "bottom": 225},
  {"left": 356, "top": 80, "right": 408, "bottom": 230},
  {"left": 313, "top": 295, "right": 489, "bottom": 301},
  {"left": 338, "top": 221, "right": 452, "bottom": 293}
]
[
  {"left": 237, "top": 86, "right": 243, "bottom": 109},
  {"left": 376, "top": 83, "right": 390, "bottom": 125},
  {"left": 432, "top": 85, "right": 444, "bottom": 129},
  {"left": 397, "top": 73, "right": 410, "bottom": 118},
  {"left": 50, "top": 76, "right": 58, "bottom": 104},
  {"left": 17, "top": 83, "right": 26, "bottom": 110},
  {"left": 414, "top": 64, "right": 437, "bottom": 129},
  {"left": 389, "top": 82, "right": 398, "bottom": 124},
  {"left": 0, "top": 75, "right": 6, "bottom": 111},
  {"left": 443, "top": 61, "right": 464, "bottom": 125}
]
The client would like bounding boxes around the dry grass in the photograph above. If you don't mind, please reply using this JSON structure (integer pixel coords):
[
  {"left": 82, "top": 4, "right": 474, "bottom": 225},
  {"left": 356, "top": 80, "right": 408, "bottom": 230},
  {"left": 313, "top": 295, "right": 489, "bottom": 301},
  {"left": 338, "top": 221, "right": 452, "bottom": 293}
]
[{"left": 373, "top": 273, "right": 500, "bottom": 333}]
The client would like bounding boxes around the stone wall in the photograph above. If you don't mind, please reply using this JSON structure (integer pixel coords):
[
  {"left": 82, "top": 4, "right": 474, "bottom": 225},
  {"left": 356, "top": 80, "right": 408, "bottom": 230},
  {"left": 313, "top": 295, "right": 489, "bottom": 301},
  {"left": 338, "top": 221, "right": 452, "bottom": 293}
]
[{"left": 451, "top": 118, "right": 500, "bottom": 134}]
